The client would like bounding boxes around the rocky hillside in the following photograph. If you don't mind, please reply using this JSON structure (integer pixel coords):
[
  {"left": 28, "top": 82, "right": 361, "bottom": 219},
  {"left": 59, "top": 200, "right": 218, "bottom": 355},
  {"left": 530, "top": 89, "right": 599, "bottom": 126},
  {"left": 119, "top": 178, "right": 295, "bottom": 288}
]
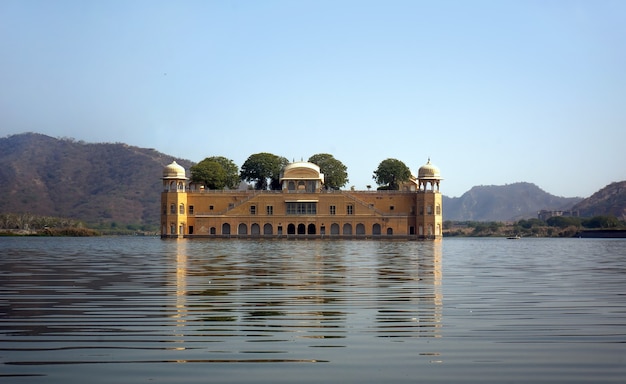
[
  {"left": 443, "top": 182, "right": 582, "bottom": 222},
  {"left": 0, "top": 133, "right": 193, "bottom": 227},
  {"left": 571, "top": 181, "right": 626, "bottom": 220}
]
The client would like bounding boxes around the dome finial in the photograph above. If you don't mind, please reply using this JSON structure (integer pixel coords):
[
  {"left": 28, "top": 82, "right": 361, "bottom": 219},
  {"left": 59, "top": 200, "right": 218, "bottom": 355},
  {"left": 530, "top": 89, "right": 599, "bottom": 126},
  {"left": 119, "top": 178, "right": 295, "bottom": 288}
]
[{"left": 418, "top": 158, "right": 441, "bottom": 179}]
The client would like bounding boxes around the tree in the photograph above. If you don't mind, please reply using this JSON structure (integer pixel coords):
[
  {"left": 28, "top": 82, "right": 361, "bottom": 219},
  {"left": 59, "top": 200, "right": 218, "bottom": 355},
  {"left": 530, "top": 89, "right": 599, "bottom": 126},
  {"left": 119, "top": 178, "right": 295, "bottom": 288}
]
[
  {"left": 240, "top": 153, "right": 288, "bottom": 190},
  {"left": 308, "top": 153, "right": 349, "bottom": 190},
  {"left": 582, "top": 215, "right": 621, "bottom": 229},
  {"left": 546, "top": 216, "right": 582, "bottom": 228},
  {"left": 190, "top": 156, "right": 239, "bottom": 190},
  {"left": 516, "top": 218, "right": 544, "bottom": 229},
  {"left": 372, "top": 158, "right": 411, "bottom": 190}
]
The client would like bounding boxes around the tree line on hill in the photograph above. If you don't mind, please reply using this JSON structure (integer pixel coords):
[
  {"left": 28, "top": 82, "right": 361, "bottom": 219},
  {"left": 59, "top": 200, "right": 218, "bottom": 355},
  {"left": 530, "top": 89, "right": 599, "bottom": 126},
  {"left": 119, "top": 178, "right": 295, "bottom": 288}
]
[
  {"left": 445, "top": 215, "right": 625, "bottom": 237},
  {"left": 0, "top": 213, "right": 159, "bottom": 236},
  {"left": 0, "top": 213, "right": 99, "bottom": 236}
]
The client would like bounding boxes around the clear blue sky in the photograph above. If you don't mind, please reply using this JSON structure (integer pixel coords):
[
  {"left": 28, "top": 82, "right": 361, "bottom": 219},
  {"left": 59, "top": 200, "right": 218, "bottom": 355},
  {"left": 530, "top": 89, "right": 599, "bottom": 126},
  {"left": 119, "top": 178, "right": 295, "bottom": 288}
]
[{"left": 2, "top": 0, "right": 625, "bottom": 197}]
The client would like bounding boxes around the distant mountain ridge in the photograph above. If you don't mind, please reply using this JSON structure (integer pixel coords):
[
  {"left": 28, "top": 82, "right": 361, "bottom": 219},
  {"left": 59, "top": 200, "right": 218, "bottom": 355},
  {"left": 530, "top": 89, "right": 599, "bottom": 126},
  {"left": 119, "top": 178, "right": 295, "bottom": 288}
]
[
  {"left": 0, "top": 133, "right": 624, "bottom": 225},
  {"left": 443, "top": 182, "right": 582, "bottom": 222},
  {"left": 0, "top": 132, "right": 193, "bottom": 226}
]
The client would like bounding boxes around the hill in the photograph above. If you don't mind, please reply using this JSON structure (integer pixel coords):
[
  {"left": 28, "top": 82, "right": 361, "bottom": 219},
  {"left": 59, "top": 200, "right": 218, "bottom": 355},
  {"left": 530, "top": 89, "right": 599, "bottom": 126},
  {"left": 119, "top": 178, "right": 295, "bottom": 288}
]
[
  {"left": 571, "top": 181, "right": 626, "bottom": 220},
  {"left": 0, "top": 133, "right": 193, "bottom": 227},
  {"left": 443, "top": 182, "right": 582, "bottom": 222}
]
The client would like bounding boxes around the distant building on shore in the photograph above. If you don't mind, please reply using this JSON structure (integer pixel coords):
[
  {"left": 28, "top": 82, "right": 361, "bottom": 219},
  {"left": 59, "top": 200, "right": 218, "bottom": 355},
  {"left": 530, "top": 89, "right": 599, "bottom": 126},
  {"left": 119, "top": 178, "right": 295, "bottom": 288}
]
[
  {"left": 538, "top": 209, "right": 580, "bottom": 221},
  {"left": 161, "top": 159, "right": 443, "bottom": 240}
]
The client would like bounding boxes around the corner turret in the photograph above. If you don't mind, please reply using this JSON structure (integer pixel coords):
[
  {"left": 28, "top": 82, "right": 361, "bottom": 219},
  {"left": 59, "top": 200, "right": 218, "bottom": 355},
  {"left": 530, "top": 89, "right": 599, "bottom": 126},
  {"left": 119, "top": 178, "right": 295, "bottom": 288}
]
[{"left": 161, "top": 161, "right": 188, "bottom": 238}]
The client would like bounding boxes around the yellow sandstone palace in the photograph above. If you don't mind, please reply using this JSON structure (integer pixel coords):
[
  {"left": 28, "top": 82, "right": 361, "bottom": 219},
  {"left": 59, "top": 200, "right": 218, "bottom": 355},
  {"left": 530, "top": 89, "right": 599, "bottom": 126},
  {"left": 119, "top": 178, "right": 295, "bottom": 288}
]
[{"left": 161, "top": 159, "right": 442, "bottom": 240}]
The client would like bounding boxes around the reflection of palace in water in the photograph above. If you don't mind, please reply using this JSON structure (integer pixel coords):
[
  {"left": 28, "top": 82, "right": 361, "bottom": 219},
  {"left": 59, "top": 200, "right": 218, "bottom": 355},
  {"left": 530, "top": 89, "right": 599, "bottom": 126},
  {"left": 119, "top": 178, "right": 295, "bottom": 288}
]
[
  {"left": 374, "top": 241, "right": 442, "bottom": 338},
  {"left": 161, "top": 159, "right": 443, "bottom": 240},
  {"left": 171, "top": 241, "right": 443, "bottom": 344}
]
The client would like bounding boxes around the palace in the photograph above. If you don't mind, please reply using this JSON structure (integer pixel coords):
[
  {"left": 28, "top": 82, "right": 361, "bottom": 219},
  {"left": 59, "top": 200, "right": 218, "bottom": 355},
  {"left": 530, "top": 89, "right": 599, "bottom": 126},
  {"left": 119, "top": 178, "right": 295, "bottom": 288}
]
[{"left": 161, "top": 159, "right": 443, "bottom": 240}]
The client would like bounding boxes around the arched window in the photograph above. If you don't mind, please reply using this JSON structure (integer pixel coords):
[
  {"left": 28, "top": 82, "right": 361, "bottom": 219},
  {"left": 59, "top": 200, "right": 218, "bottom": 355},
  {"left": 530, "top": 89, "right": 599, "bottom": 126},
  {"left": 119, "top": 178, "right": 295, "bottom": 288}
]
[
  {"left": 427, "top": 205, "right": 433, "bottom": 215},
  {"left": 356, "top": 223, "right": 365, "bottom": 235},
  {"left": 307, "top": 223, "right": 316, "bottom": 234},
  {"left": 343, "top": 223, "right": 352, "bottom": 235},
  {"left": 330, "top": 223, "right": 340, "bottom": 235},
  {"left": 297, "top": 223, "right": 306, "bottom": 234},
  {"left": 251, "top": 223, "right": 260, "bottom": 235},
  {"left": 436, "top": 204, "right": 441, "bottom": 215},
  {"left": 263, "top": 223, "right": 273, "bottom": 235},
  {"left": 287, "top": 223, "right": 296, "bottom": 234},
  {"left": 222, "top": 223, "right": 231, "bottom": 235},
  {"left": 386, "top": 228, "right": 393, "bottom": 235},
  {"left": 179, "top": 203, "right": 184, "bottom": 214},
  {"left": 170, "top": 204, "right": 176, "bottom": 214},
  {"left": 372, "top": 223, "right": 381, "bottom": 235},
  {"left": 210, "top": 227, "right": 216, "bottom": 235},
  {"left": 238, "top": 223, "right": 248, "bottom": 235}
]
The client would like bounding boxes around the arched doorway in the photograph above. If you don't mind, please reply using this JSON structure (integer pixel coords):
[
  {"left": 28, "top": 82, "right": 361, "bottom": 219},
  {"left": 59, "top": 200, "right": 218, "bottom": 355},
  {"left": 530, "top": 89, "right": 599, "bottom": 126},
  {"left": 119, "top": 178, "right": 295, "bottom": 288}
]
[
  {"left": 238, "top": 223, "right": 248, "bottom": 235},
  {"left": 372, "top": 223, "right": 381, "bottom": 235},
  {"left": 222, "top": 223, "right": 231, "bottom": 235},
  {"left": 356, "top": 223, "right": 365, "bottom": 235},
  {"left": 343, "top": 223, "right": 352, "bottom": 235},
  {"left": 297, "top": 223, "right": 306, "bottom": 234},
  {"left": 287, "top": 223, "right": 296, "bottom": 235},
  {"left": 330, "top": 223, "right": 340, "bottom": 235},
  {"left": 263, "top": 223, "right": 273, "bottom": 235},
  {"left": 251, "top": 223, "right": 260, "bottom": 235},
  {"left": 307, "top": 223, "right": 316, "bottom": 234}
]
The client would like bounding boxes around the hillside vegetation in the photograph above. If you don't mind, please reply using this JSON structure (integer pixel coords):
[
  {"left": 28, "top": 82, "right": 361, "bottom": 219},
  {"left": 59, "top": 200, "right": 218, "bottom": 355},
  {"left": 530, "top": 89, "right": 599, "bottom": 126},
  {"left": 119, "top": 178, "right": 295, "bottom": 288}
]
[
  {"left": 571, "top": 181, "right": 626, "bottom": 220},
  {"left": 0, "top": 133, "right": 193, "bottom": 228}
]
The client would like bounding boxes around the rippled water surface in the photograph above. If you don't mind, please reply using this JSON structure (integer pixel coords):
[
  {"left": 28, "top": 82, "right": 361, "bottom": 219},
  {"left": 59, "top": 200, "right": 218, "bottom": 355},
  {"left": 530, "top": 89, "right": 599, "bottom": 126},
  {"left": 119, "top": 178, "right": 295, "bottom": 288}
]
[{"left": 1, "top": 237, "right": 625, "bottom": 383}]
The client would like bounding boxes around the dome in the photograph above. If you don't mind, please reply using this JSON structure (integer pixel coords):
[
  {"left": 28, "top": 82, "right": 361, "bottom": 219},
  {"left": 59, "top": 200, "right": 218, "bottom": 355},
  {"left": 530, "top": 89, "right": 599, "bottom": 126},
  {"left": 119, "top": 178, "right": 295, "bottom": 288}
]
[
  {"left": 282, "top": 161, "right": 320, "bottom": 175},
  {"left": 418, "top": 158, "right": 441, "bottom": 179},
  {"left": 280, "top": 161, "right": 324, "bottom": 182},
  {"left": 162, "top": 161, "right": 187, "bottom": 179}
]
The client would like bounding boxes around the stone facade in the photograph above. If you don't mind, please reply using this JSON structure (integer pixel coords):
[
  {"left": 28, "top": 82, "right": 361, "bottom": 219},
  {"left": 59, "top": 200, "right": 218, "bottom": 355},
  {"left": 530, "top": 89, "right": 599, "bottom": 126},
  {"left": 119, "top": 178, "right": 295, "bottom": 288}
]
[{"left": 161, "top": 160, "right": 443, "bottom": 240}]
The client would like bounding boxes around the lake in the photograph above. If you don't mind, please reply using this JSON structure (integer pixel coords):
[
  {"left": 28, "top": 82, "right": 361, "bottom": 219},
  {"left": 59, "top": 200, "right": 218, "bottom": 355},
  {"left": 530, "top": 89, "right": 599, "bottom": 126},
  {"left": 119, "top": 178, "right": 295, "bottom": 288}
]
[{"left": 1, "top": 237, "right": 625, "bottom": 383}]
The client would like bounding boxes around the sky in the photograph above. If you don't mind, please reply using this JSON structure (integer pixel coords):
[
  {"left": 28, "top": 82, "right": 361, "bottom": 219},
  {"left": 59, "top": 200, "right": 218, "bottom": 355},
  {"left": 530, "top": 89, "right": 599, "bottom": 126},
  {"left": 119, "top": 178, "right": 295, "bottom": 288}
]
[{"left": 1, "top": 0, "right": 625, "bottom": 197}]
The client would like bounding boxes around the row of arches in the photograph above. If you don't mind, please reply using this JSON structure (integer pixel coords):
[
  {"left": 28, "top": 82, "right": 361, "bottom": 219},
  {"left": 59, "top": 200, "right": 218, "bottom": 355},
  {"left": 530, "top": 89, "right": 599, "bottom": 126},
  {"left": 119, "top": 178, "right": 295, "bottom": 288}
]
[
  {"left": 163, "top": 180, "right": 185, "bottom": 192},
  {"left": 166, "top": 222, "right": 441, "bottom": 237},
  {"left": 218, "top": 222, "right": 393, "bottom": 236}
]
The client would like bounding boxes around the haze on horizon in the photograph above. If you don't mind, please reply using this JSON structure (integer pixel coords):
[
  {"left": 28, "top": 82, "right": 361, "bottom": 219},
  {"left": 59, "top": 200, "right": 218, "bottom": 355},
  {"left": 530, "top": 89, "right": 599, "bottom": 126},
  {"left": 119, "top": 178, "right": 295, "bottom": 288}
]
[{"left": 1, "top": 0, "right": 625, "bottom": 198}]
